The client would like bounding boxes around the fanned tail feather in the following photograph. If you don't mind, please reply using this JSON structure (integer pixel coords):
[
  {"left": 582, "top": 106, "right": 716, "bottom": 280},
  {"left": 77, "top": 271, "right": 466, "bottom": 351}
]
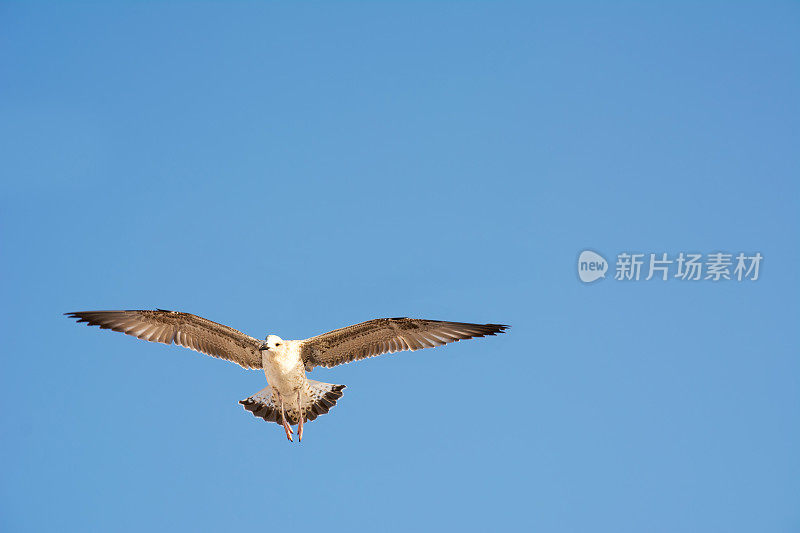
[{"left": 239, "top": 380, "right": 345, "bottom": 425}]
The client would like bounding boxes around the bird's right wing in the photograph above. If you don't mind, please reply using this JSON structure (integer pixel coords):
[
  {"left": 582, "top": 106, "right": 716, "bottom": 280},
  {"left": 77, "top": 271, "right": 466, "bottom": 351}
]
[
  {"left": 66, "top": 309, "right": 263, "bottom": 369},
  {"left": 300, "top": 317, "right": 509, "bottom": 369}
]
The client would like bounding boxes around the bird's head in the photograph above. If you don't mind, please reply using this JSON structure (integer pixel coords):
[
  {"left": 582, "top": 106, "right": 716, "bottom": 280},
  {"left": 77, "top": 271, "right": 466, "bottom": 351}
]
[{"left": 260, "top": 334, "right": 284, "bottom": 351}]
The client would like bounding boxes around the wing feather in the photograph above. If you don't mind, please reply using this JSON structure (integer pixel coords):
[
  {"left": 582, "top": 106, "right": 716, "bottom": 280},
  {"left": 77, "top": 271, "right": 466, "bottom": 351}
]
[
  {"left": 66, "top": 310, "right": 263, "bottom": 369},
  {"left": 300, "top": 317, "right": 509, "bottom": 369}
]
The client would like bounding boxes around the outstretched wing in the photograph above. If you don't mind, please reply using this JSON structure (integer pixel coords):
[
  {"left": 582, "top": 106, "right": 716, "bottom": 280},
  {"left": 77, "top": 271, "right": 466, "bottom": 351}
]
[
  {"left": 300, "top": 317, "right": 509, "bottom": 369},
  {"left": 66, "top": 309, "right": 263, "bottom": 369}
]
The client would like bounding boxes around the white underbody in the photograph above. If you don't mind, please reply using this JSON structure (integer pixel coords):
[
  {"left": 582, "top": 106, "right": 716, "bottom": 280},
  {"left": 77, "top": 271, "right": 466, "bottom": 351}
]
[{"left": 261, "top": 340, "right": 309, "bottom": 410}]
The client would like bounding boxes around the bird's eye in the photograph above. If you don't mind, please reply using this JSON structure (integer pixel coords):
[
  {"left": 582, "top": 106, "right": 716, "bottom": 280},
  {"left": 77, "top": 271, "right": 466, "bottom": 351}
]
[{"left": 275, "top": 343, "right": 281, "bottom": 346}]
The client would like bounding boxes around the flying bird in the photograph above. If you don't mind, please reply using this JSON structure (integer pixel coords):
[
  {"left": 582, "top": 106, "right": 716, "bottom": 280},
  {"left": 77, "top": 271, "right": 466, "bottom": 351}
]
[{"left": 66, "top": 310, "right": 509, "bottom": 442}]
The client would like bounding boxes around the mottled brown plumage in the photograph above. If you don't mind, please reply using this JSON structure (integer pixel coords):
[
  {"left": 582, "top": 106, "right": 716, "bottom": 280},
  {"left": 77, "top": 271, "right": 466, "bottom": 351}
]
[
  {"left": 65, "top": 310, "right": 262, "bottom": 369},
  {"left": 66, "top": 310, "right": 509, "bottom": 442},
  {"left": 300, "top": 317, "right": 509, "bottom": 369}
]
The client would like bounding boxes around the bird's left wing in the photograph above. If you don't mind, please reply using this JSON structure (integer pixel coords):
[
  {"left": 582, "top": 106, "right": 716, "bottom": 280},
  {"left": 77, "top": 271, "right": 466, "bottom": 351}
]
[
  {"left": 66, "top": 309, "right": 263, "bottom": 369},
  {"left": 300, "top": 317, "right": 509, "bottom": 369}
]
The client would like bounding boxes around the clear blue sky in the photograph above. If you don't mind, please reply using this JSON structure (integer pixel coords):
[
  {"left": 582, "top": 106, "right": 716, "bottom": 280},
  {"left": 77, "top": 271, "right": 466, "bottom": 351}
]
[{"left": 1, "top": 3, "right": 798, "bottom": 532}]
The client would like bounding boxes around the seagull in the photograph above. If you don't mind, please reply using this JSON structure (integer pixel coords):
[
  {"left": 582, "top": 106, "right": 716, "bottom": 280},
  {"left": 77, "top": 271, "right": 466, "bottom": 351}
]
[{"left": 66, "top": 310, "right": 509, "bottom": 442}]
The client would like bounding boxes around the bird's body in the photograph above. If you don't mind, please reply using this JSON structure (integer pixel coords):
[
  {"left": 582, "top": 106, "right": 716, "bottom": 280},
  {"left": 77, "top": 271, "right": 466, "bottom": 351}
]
[
  {"left": 261, "top": 337, "right": 305, "bottom": 401},
  {"left": 257, "top": 336, "right": 325, "bottom": 439},
  {"left": 66, "top": 310, "right": 508, "bottom": 442}
]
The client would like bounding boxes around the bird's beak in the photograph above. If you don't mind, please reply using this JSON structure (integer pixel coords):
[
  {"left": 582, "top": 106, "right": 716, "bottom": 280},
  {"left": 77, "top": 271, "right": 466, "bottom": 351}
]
[{"left": 259, "top": 344, "right": 268, "bottom": 351}]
